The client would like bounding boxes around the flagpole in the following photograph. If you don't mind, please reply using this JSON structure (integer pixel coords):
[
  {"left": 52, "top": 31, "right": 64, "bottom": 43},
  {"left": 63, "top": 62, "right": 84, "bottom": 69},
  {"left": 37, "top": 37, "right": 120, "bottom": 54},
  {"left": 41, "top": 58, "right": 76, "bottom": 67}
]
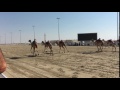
[
  {"left": 118, "top": 12, "right": 120, "bottom": 47},
  {"left": 117, "top": 12, "right": 118, "bottom": 40}
]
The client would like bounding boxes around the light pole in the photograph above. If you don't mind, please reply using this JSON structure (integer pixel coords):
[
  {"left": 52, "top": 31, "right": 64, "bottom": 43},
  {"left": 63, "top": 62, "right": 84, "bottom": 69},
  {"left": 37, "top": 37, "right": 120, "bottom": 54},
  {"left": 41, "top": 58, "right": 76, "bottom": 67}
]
[
  {"left": 19, "top": 30, "right": 21, "bottom": 44},
  {"left": 33, "top": 26, "right": 35, "bottom": 39},
  {"left": 44, "top": 33, "right": 46, "bottom": 42},
  {"left": 119, "top": 12, "right": 120, "bottom": 39},
  {"left": 57, "top": 18, "right": 60, "bottom": 41},
  {"left": 10, "top": 32, "right": 12, "bottom": 44},
  {"left": 5, "top": 33, "right": 6, "bottom": 45},
  {"left": 0, "top": 36, "right": 1, "bottom": 44},
  {"left": 117, "top": 12, "right": 119, "bottom": 40}
]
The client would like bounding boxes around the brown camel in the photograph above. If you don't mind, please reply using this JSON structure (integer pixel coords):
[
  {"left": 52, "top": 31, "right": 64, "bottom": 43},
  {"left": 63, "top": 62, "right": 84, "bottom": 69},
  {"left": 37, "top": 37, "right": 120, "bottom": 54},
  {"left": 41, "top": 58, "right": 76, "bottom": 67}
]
[
  {"left": 41, "top": 41, "right": 53, "bottom": 55},
  {"left": 91, "top": 39, "right": 103, "bottom": 51},
  {"left": 28, "top": 39, "right": 39, "bottom": 56},
  {"left": 106, "top": 39, "right": 116, "bottom": 51},
  {"left": 0, "top": 48, "right": 7, "bottom": 74},
  {"left": 55, "top": 40, "right": 69, "bottom": 53}
]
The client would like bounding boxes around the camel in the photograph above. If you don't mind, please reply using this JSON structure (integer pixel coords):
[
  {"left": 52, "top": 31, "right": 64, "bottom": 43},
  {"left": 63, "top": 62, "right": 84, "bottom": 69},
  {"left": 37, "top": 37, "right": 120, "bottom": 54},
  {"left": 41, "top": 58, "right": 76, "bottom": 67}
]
[
  {"left": 41, "top": 41, "right": 53, "bottom": 55},
  {"left": 28, "top": 39, "right": 39, "bottom": 56},
  {"left": 0, "top": 48, "right": 7, "bottom": 74},
  {"left": 55, "top": 40, "right": 69, "bottom": 53},
  {"left": 91, "top": 39, "right": 103, "bottom": 52},
  {"left": 106, "top": 39, "right": 116, "bottom": 51},
  {"left": 102, "top": 39, "right": 110, "bottom": 49}
]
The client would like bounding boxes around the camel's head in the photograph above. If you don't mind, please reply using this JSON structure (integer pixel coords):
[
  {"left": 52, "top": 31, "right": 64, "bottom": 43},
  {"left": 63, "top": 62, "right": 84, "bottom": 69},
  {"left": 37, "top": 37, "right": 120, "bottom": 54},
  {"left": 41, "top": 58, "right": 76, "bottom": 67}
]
[
  {"left": 107, "top": 39, "right": 112, "bottom": 42},
  {"left": 28, "top": 40, "right": 31, "bottom": 43},
  {"left": 41, "top": 41, "right": 45, "bottom": 44}
]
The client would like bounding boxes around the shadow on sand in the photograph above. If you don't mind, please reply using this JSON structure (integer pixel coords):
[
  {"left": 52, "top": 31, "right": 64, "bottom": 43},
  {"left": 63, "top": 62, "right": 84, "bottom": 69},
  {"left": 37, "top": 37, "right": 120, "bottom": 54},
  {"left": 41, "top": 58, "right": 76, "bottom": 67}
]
[
  {"left": 27, "top": 55, "right": 37, "bottom": 57},
  {"left": 9, "top": 57, "right": 22, "bottom": 59},
  {"left": 82, "top": 51, "right": 102, "bottom": 54}
]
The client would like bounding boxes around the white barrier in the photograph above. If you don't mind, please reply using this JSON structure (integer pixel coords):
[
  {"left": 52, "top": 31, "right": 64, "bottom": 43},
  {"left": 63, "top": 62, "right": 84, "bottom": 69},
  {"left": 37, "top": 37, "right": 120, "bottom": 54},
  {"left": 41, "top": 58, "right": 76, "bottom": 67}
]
[{"left": 0, "top": 74, "right": 7, "bottom": 78}]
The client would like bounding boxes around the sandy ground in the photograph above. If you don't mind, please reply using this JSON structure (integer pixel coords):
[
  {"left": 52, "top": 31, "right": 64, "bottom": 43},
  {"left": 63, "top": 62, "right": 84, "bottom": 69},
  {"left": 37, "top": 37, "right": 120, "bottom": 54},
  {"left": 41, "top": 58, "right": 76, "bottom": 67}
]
[{"left": 0, "top": 44, "right": 119, "bottom": 78}]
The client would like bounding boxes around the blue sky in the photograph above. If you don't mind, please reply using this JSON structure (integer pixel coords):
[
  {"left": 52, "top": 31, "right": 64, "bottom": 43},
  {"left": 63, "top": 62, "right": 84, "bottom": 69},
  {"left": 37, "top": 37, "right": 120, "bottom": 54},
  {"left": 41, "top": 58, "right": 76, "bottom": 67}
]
[{"left": 0, "top": 12, "right": 119, "bottom": 44}]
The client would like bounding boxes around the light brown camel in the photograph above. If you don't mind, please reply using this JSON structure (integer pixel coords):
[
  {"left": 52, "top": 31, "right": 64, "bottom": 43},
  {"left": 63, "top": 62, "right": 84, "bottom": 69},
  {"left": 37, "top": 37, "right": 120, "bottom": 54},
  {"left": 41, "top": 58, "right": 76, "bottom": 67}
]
[
  {"left": 55, "top": 40, "right": 69, "bottom": 53},
  {"left": 91, "top": 39, "right": 103, "bottom": 51},
  {"left": 106, "top": 39, "right": 116, "bottom": 51},
  {"left": 0, "top": 48, "right": 7, "bottom": 74},
  {"left": 41, "top": 41, "right": 53, "bottom": 55},
  {"left": 28, "top": 39, "right": 39, "bottom": 56}
]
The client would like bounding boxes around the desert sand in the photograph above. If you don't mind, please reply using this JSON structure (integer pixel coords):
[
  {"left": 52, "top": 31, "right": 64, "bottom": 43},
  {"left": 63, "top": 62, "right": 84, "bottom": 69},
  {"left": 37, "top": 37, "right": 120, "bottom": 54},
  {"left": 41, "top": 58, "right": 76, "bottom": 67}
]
[{"left": 0, "top": 44, "right": 119, "bottom": 78}]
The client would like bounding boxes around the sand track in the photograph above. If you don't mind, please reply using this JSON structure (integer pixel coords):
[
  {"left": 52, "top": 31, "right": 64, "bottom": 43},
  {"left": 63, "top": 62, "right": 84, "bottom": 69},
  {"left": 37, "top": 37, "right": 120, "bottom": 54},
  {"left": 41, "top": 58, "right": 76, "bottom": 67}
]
[{"left": 0, "top": 44, "right": 119, "bottom": 78}]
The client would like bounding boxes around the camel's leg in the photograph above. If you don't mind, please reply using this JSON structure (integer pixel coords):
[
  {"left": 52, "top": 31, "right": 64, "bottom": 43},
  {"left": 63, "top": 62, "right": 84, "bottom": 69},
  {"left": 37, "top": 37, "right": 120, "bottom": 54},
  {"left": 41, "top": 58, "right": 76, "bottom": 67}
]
[
  {"left": 33, "top": 47, "right": 35, "bottom": 56},
  {"left": 111, "top": 44, "right": 114, "bottom": 51},
  {"left": 100, "top": 45, "right": 102, "bottom": 50},
  {"left": 98, "top": 46, "right": 100, "bottom": 51},
  {"left": 64, "top": 45, "right": 69, "bottom": 52},
  {"left": 102, "top": 45, "right": 104, "bottom": 50},
  {"left": 30, "top": 46, "right": 32, "bottom": 53},
  {"left": 59, "top": 47, "right": 61, "bottom": 53},
  {"left": 34, "top": 48, "right": 39, "bottom": 55},
  {"left": 99, "top": 46, "right": 101, "bottom": 51},
  {"left": 112, "top": 45, "right": 116, "bottom": 52},
  {"left": 104, "top": 44, "right": 106, "bottom": 49},
  {"left": 97, "top": 45, "right": 99, "bottom": 51},
  {"left": 105, "top": 44, "right": 108, "bottom": 49},
  {"left": 62, "top": 46, "right": 65, "bottom": 53},
  {"left": 114, "top": 44, "right": 116, "bottom": 52},
  {"left": 44, "top": 46, "right": 46, "bottom": 53},
  {"left": 31, "top": 47, "right": 33, "bottom": 54},
  {"left": 100, "top": 45, "right": 102, "bottom": 51},
  {"left": 48, "top": 45, "right": 53, "bottom": 55},
  {"left": 106, "top": 43, "right": 109, "bottom": 48},
  {"left": 107, "top": 43, "right": 110, "bottom": 48},
  {"left": 50, "top": 49, "right": 52, "bottom": 55},
  {"left": 102, "top": 46, "right": 103, "bottom": 49},
  {"left": 104, "top": 42, "right": 108, "bottom": 49},
  {"left": 50, "top": 49, "right": 53, "bottom": 55},
  {"left": 101, "top": 45, "right": 103, "bottom": 49},
  {"left": 34, "top": 48, "right": 38, "bottom": 56},
  {"left": 115, "top": 45, "right": 116, "bottom": 52},
  {"left": 52, "top": 50, "right": 53, "bottom": 55},
  {"left": 45, "top": 47, "right": 48, "bottom": 52},
  {"left": 44, "top": 46, "right": 49, "bottom": 53},
  {"left": 103, "top": 43, "right": 105, "bottom": 49}
]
